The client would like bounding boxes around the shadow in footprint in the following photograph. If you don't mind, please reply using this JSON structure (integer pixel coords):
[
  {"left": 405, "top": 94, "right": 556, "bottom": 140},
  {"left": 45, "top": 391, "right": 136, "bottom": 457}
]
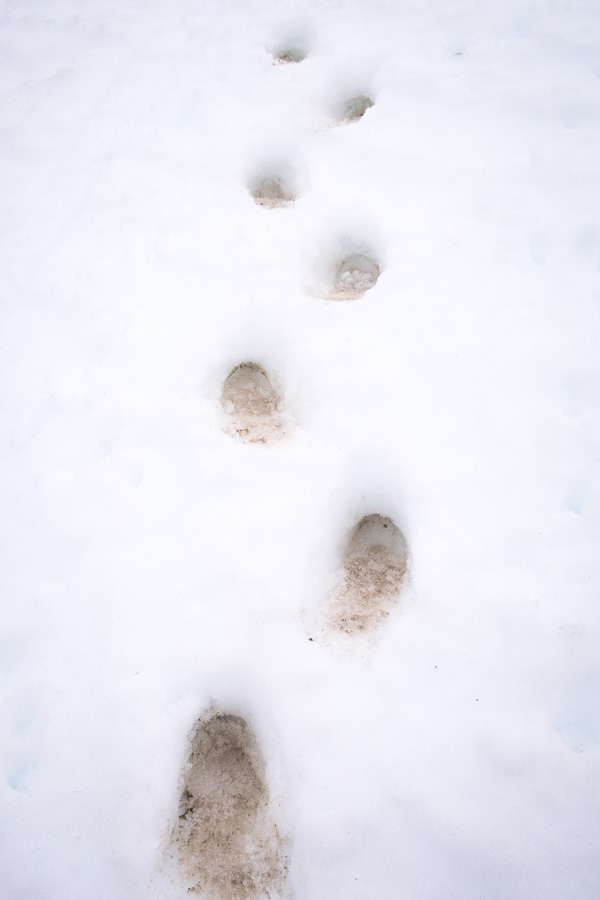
[
  {"left": 173, "top": 713, "right": 288, "bottom": 900},
  {"left": 221, "top": 362, "right": 286, "bottom": 444},
  {"left": 331, "top": 251, "right": 380, "bottom": 301},
  {"left": 329, "top": 514, "right": 408, "bottom": 636}
]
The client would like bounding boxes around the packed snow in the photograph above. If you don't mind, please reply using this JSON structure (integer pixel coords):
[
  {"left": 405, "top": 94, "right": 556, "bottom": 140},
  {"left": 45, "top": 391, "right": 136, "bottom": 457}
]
[{"left": 1, "top": 0, "right": 599, "bottom": 898}]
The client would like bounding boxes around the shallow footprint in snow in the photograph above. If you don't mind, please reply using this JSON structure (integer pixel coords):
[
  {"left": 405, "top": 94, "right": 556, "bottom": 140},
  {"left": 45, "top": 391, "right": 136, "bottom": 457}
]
[
  {"left": 273, "top": 46, "right": 307, "bottom": 64},
  {"left": 341, "top": 94, "right": 374, "bottom": 123},
  {"left": 250, "top": 176, "right": 295, "bottom": 209},
  {"left": 330, "top": 252, "right": 380, "bottom": 300},
  {"left": 221, "top": 362, "right": 286, "bottom": 444},
  {"left": 173, "top": 713, "right": 288, "bottom": 900},
  {"left": 329, "top": 514, "right": 408, "bottom": 636}
]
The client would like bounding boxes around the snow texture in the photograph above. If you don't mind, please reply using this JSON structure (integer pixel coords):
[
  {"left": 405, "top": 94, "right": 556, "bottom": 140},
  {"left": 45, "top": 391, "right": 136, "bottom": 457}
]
[{"left": 1, "top": 0, "right": 600, "bottom": 899}]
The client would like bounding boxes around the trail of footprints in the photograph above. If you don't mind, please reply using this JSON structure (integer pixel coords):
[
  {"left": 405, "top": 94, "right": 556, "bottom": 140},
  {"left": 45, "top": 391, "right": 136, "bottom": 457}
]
[{"left": 171, "top": 43, "right": 406, "bottom": 899}]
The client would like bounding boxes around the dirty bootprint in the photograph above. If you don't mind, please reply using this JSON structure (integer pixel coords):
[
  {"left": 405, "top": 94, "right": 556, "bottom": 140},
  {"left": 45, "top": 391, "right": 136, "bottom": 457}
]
[
  {"left": 173, "top": 713, "right": 288, "bottom": 899},
  {"left": 330, "top": 514, "right": 408, "bottom": 636},
  {"left": 221, "top": 362, "right": 285, "bottom": 443}
]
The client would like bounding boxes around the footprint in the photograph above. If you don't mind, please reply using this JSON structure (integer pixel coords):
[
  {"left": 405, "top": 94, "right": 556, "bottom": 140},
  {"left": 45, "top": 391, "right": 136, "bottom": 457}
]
[
  {"left": 273, "top": 46, "right": 307, "bottom": 64},
  {"left": 250, "top": 176, "right": 296, "bottom": 209},
  {"left": 329, "top": 514, "right": 408, "bottom": 636},
  {"left": 173, "top": 713, "right": 288, "bottom": 900},
  {"left": 221, "top": 362, "right": 286, "bottom": 444},
  {"left": 341, "top": 94, "right": 374, "bottom": 123},
  {"left": 331, "top": 251, "right": 380, "bottom": 301}
]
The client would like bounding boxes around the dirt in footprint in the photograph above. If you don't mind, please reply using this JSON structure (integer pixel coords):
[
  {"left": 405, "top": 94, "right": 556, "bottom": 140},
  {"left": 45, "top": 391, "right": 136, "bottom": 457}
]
[
  {"left": 221, "top": 362, "right": 286, "bottom": 444},
  {"left": 173, "top": 713, "right": 288, "bottom": 900},
  {"left": 329, "top": 514, "right": 408, "bottom": 636}
]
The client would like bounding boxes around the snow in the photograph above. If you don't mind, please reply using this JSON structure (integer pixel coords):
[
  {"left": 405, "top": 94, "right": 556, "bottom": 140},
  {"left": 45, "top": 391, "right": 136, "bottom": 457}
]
[{"left": 1, "top": 0, "right": 599, "bottom": 898}]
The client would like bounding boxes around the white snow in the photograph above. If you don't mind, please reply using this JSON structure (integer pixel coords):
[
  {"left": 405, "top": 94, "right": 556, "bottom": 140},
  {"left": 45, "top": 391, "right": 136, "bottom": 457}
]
[{"left": 1, "top": 0, "right": 599, "bottom": 898}]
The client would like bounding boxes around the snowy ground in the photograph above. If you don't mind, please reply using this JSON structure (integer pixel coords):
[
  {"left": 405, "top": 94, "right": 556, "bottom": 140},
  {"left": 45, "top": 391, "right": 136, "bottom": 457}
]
[{"left": 1, "top": 0, "right": 600, "bottom": 898}]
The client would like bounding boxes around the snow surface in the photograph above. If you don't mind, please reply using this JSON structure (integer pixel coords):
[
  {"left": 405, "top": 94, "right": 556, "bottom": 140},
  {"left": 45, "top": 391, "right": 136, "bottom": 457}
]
[{"left": 1, "top": 0, "right": 600, "bottom": 897}]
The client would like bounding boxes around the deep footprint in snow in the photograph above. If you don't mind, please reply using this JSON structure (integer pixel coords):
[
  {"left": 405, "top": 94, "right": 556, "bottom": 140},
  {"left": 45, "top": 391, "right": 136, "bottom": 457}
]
[
  {"left": 221, "top": 362, "right": 285, "bottom": 444},
  {"left": 331, "top": 252, "right": 380, "bottom": 300},
  {"left": 250, "top": 176, "right": 295, "bottom": 208},
  {"left": 341, "top": 95, "right": 374, "bottom": 122},
  {"left": 329, "top": 514, "right": 408, "bottom": 636},
  {"left": 173, "top": 713, "right": 288, "bottom": 900}
]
